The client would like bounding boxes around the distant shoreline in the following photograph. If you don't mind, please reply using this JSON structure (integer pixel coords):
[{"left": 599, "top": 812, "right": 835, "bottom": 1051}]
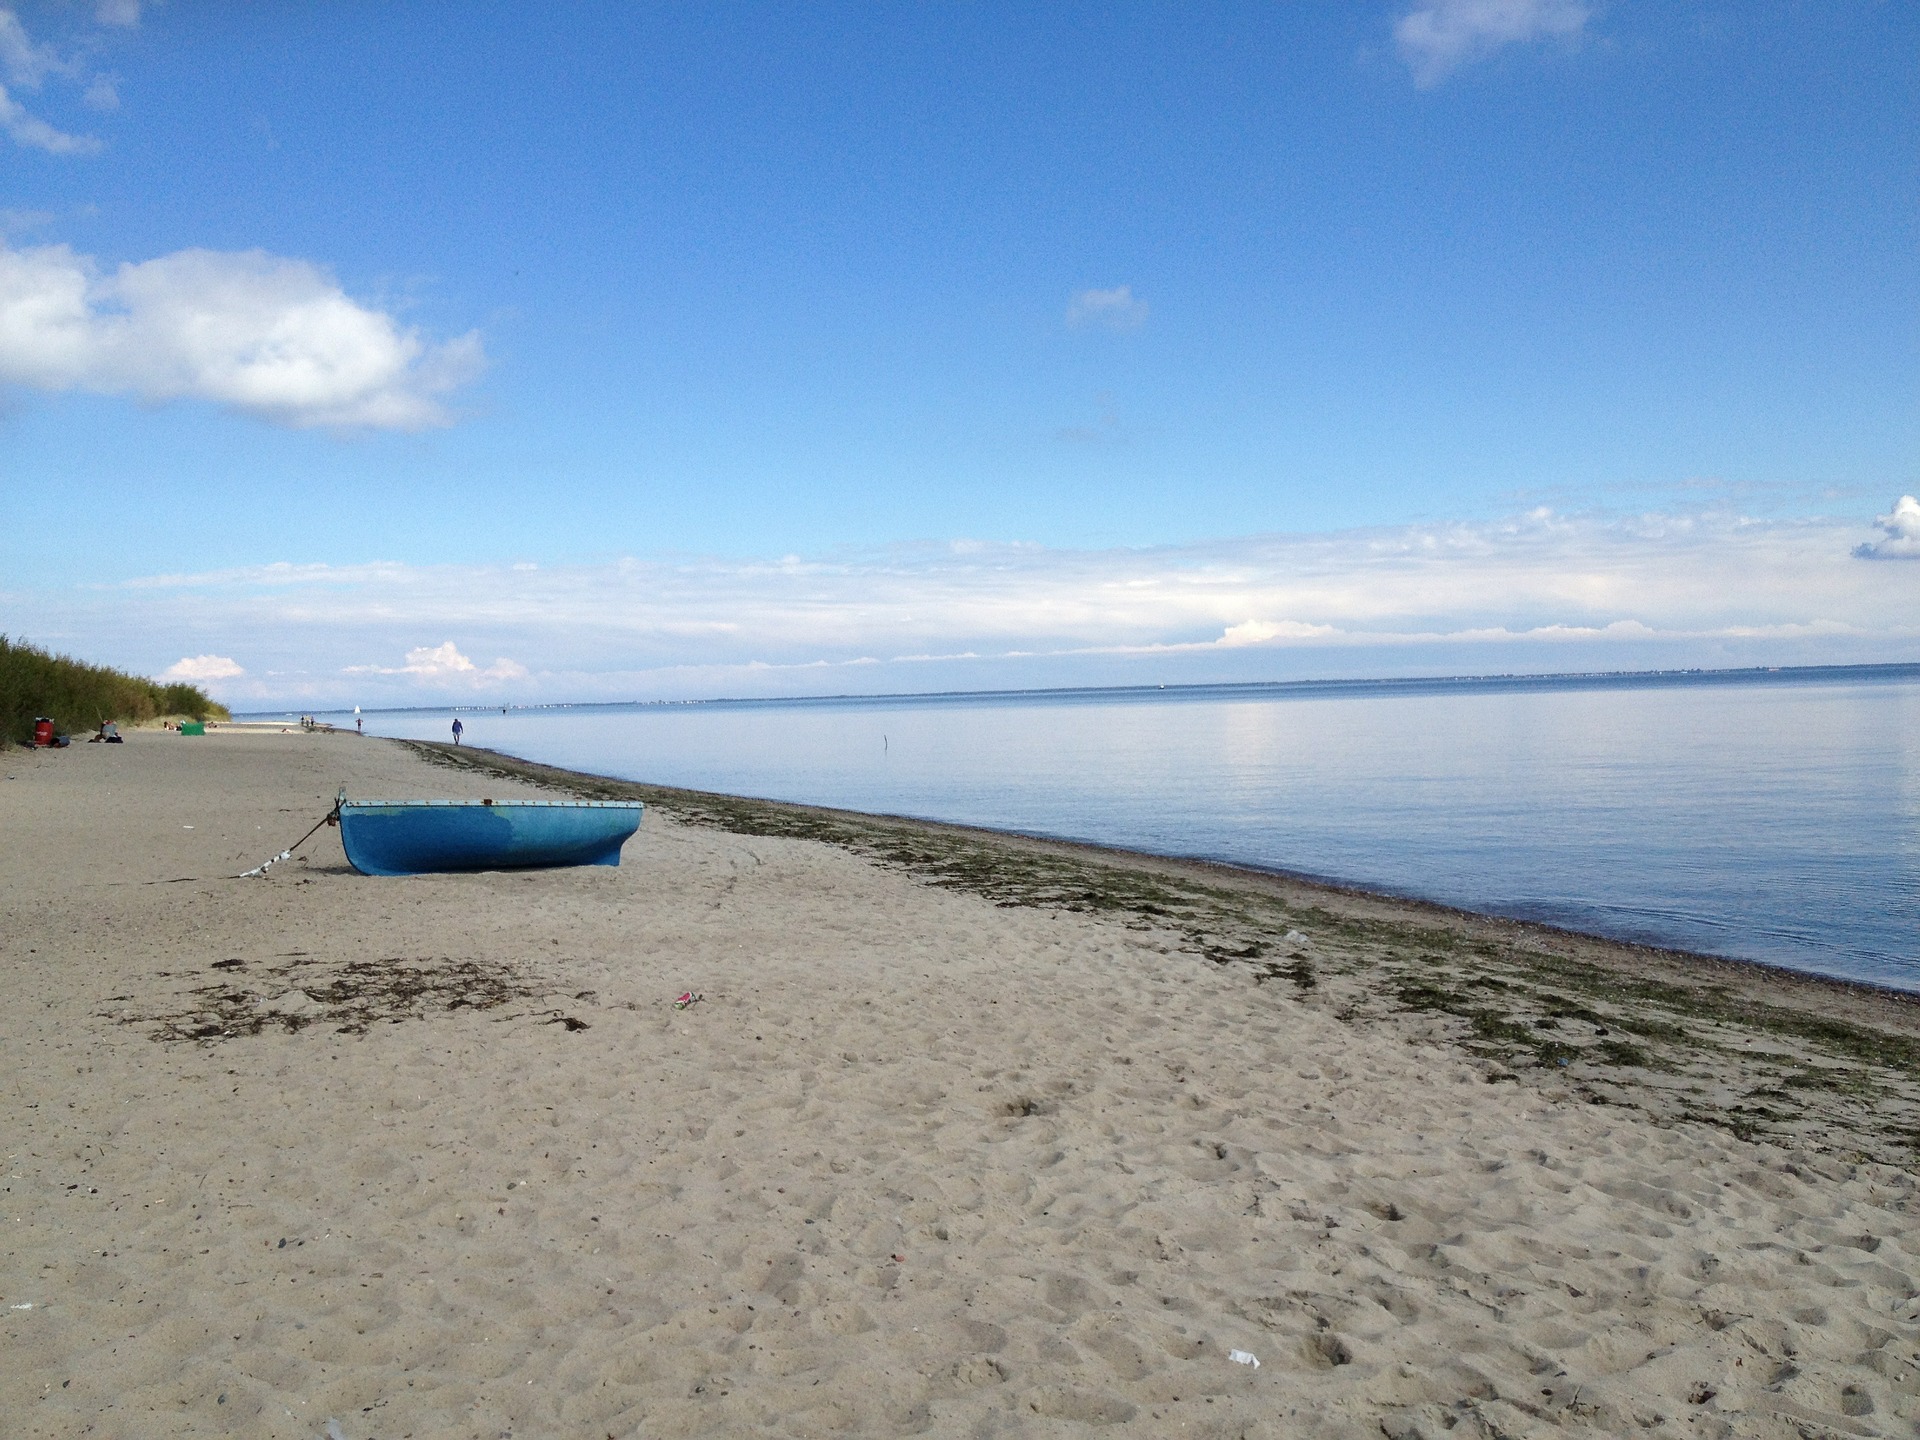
[{"left": 237, "top": 656, "right": 1920, "bottom": 719}]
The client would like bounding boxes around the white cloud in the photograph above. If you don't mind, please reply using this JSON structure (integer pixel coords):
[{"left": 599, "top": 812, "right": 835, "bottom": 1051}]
[
  {"left": 346, "top": 642, "right": 527, "bottom": 684},
  {"left": 0, "top": 82, "right": 98, "bottom": 154},
  {"left": 0, "top": 7, "right": 107, "bottom": 154},
  {"left": 96, "top": 0, "right": 143, "bottom": 27},
  {"left": 44, "top": 504, "right": 1919, "bottom": 706},
  {"left": 1394, "top": 0, "right": 1590, "bottom": 87},
  {"left": 82, "top": 74, "right": 117, "bottom": 111},
  {"left": 0, "top": 9, "right": 65, "bottom": 88},
  {"left": 1853, "top": 495, "right": 1920, "bottom": 561},
  {"left": 0, "top": 241, "right": 484, "bottom": 428},
  {"left": 1218, "top": 619, "right": 1341, "bottom": 647},
  {"left": 161, "top": 654, "right": 244, "bottom": 681},
  {"left": 1066, "top": 285, "right": 1148, "bottom": 332}
]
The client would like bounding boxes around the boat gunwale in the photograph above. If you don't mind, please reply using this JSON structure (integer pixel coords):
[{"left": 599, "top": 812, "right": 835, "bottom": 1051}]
[{"left": 341, "top": 798, "right": 643, "bottom": 810}]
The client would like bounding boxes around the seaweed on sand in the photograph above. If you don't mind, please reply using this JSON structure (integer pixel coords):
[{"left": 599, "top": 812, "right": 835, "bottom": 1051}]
[
  {"left": 109, "top": 952, "right": 587, "bottom": 1041},
  {"left": 399, "top": 740, "right": 1920, "bottom": 1165}
]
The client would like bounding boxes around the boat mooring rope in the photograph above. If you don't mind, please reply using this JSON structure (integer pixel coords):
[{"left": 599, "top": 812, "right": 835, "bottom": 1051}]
[{"left": 237, "top": 791, "right": 344, "bottom": 879}]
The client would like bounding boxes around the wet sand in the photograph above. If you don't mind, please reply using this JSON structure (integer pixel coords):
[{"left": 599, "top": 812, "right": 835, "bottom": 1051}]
[{"left": 2, "top": 728, "right": 1915, "bottom": 1438}]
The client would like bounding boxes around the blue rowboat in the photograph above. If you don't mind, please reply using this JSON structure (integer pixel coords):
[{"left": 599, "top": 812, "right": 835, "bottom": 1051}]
[{"left": 338, "top": 798, "right": 643, "bottom": 877}]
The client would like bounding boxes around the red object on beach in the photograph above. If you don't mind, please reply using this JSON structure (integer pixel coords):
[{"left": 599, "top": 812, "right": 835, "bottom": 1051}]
[
  {"left": 32, "top": 718, "right": 54, "bottom": 747},
  {"left": 673, "top": 991, "right": 701, "bottom": 1010}
]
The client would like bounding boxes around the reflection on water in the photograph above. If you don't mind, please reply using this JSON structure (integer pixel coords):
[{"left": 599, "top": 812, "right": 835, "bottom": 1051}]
[{"left": 319, "top": 669, "right": 1918, "bottom": 989}]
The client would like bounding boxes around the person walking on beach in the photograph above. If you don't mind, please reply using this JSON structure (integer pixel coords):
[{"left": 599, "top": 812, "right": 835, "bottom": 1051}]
[
  {"left": 451, "top": 717, "right": 464, "bottom": 746},
  {"left": 356, "top": 716, "right": 363, "bottom": 735}
]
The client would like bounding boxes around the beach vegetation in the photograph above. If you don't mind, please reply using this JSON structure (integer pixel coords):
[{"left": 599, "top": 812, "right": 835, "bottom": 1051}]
[{"left": 0, "top": 634, "right": 230, "bottom": 745}]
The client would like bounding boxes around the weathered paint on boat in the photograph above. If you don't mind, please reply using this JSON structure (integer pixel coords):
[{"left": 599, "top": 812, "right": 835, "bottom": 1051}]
[{"left": 338, "top": 798, "right": 643, "bottom": 877}]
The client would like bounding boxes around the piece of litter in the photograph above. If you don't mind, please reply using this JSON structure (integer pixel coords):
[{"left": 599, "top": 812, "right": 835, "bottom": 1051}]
[
  {"left": 322, "top": 1420, "right": 349, "bottom": 1440},
  {"left": 1228, "top": 1348, "right": 1260, "bottom": 1368},
  {"left": 11, "top": 1302, "right": 33, "bottom": 1310},
  {"left": 673, "top": 991, "right": 703, "bottom": 1011}
]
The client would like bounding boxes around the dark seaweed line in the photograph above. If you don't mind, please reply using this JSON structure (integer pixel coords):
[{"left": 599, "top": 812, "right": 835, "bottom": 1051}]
[{"left": 397, "top": 740, "right": 1920, "bottom": 1165}]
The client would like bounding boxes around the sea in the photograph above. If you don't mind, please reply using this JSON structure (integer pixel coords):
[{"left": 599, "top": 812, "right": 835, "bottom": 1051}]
[{"left": 270, "top": 665, "right": 1920, "bottom": 992}]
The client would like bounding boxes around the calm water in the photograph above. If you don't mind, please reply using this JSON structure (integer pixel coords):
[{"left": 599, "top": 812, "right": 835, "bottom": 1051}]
[{"left": 294, "top": 668, "right": 1920, "bottom": 990}]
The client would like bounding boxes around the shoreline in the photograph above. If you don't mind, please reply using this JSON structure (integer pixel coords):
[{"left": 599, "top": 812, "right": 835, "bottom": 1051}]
[
  {"left": 411, "top": 737, "right": 1917, "bottom": 1004},
  {"left": 405, "top": 737, "right": 1920, "bottom": 1166},
  {"left": 7, "top": 728, "right": 1917, "bottom": 1437}
]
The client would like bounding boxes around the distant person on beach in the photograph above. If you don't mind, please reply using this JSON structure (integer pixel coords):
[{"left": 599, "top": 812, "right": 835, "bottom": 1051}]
[
  {"left": 356, "top": 716, "right": 363, "bottom": 735},
  {"left": 451, "top": 718, "right": 464, "bottom": 745}
]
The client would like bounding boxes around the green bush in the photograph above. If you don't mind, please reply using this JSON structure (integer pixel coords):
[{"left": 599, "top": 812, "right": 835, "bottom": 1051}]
[{"left": 0, "top": 635, "right": 231, "bottom": 746}]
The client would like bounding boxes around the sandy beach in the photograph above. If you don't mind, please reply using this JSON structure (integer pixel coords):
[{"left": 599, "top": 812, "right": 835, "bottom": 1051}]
[{"left": 2, "top": 728, "right": 1916, "bottom": 1439}]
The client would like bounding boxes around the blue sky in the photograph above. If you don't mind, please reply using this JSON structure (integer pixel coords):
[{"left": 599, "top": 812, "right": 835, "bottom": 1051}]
[{"left": 1, "top": 1, "right": 1914, "bottom": 705}]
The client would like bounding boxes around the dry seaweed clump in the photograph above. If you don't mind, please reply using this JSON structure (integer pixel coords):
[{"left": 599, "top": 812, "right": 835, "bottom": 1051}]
[{"left": 109, "top": 952, "right": 584, "bottom": 1042}]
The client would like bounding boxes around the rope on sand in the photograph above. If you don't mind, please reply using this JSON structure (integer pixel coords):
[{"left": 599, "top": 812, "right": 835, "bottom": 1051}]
[{"left": 237, "top": 792, "right": 344, "bottom": 878}]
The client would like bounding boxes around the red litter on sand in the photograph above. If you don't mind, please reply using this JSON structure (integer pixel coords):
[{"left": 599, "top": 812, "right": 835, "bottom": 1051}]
[{"left": 673, "top": 991, "right": 702, "bottom": 1010}]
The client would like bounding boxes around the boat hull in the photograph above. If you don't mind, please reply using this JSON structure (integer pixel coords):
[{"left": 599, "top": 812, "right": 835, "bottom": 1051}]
[{"left": 339, "top": 799, "right": 643, "bottom": 877}]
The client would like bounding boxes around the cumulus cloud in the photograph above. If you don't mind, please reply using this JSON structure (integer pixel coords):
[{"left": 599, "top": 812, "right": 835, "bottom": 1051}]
[
  {"left": 0, "top": 241, "right": 484, "bottom": 428},
  {"left": 345, "top": 642, "right": 527, "bottom": 684},
  {"left": 1066, "top": 285, "right": 1148, "bottom": 332},
  {"left": 1218, "top": 619, "right": 1341, "bottom": 647},
  {"left": 161, "top": 654, "right": 244, "bottom": 681},
  {"left": 1853, "top": 495, "right": 1920, "bottom": 561},
  {"left": 1394, "top": 0, "right": 1589, "bottom": 87}
]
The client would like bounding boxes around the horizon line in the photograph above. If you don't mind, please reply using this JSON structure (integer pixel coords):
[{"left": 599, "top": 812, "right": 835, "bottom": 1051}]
[{"left": 232, "top": 658, "right": 1920, "bottom": 719}]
